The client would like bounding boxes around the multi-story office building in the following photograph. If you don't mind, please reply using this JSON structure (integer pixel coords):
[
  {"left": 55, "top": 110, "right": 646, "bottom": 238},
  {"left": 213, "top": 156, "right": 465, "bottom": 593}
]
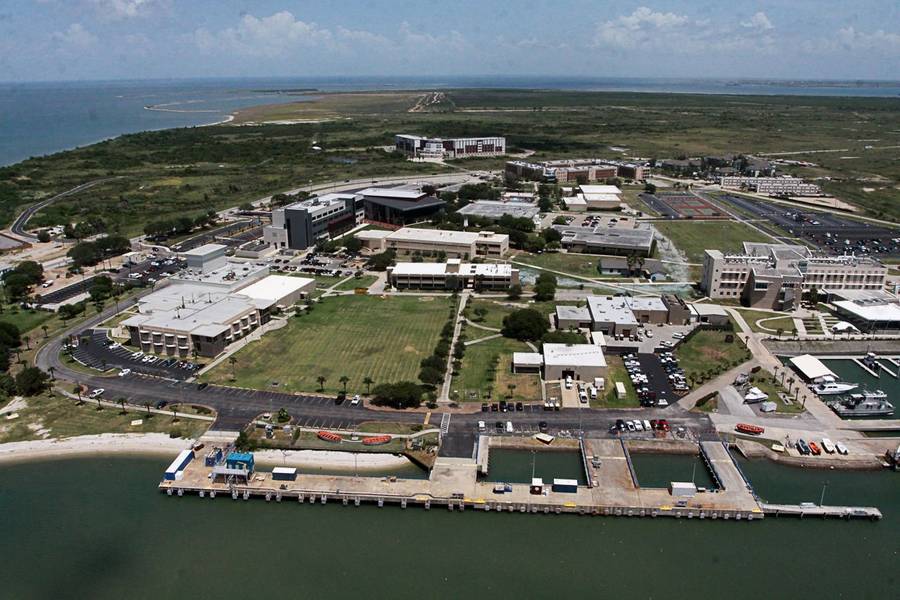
[
  {"left": 718, "top": 176, "right": 821, "bottom": 196},
  {"left": 395, "top": 134, "right": 506, "bottom": 159},
  {"left": 358, "top": 186, "right": 446, "bottom": 225},
  {"left": 387, "top": 259, "right": 519, "bottom": 291},
  {"left": 701, "top": 243, "right": 887, "bottom": 310},
  {"left": 357, "top": 227, "right": 509, "bottom": 258},
  {"left": 264, "top": 193, "right": 361, "bottom": 250},
  {"left": 505, "top": 158, "right": 646, "bottom": 183}
]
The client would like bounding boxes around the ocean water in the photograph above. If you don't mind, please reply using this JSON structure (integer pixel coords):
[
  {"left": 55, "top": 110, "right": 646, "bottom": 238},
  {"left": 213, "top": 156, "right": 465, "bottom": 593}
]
[
  {"left": 2, "top": 76, "right": 899, "bottom": 167},
  {"left": 0, "top": 456, "right": 896, "bottom": 598}
]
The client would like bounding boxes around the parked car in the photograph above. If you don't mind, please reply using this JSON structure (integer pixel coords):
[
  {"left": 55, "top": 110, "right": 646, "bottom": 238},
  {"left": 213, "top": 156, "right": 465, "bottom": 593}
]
[{"left": 88, "top": 388, "right": 105, "bottom": 399}]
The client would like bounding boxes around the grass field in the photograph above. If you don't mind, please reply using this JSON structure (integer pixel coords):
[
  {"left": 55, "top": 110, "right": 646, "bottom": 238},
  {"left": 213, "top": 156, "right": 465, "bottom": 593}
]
[
  {"left": 0, "top": 391, "right": 209, "bottom": 443},
  {"left": 652, "top": 221, "right": 774, "bottom": 263},
  {"left": 333, "top": 274, "right": 378, "bottom": 292},
  {"left": 676, "top": 330, "right": 751, "bottom": 381},
  {"left": 513, "top": 252, "right": 604, "bottom": 279},
  {"left": 736, "top": 309, "right": 797, "bottom": 334},
  {"left": 202, "top": 295, "right": 453, "bottom": 394},
  {"left": 594, "top": 355, "right": 639, "bottom": 408},
  {"left": 451, "top": 336, "right": 541, "bottom": 403},
  {"left": 0, "top": 305, "right": 54, "bottom": 335}
]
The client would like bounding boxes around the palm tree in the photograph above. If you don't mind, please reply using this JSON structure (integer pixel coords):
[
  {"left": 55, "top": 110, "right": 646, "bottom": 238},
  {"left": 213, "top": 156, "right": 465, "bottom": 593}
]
[
  {"left": 316, "top": 375, "right": 327, "bottom": 392},
  {"left": 339, "top": 375, "right": 350, "bottom": 393},
  {"left": 171, "top": 406, "right": 178, "bottom": 422},
  {"left": 96, "top": 395, "right": 102, "bottom": 410},
  {"left": 776, "top": 327, "right": 784, "bottom": 339},
  {"left": 507, "top": 383, "right": 517, "bottom": 399},
  {"left": 363, "top": 376, "right": 374, "bottom": 395},
  {"left": 22, "top": 335, "right": 30, "bottom": 350},
  {"left": 144, "top": 401, "right": 152, "bottom": 417},
  {"left": 48, "top": 366, "right": 56, "bottom": 381},
  {"left": 118, "top": 398, "right": 127, "bottom": 414},
  {"left": 74, "top": 383, "right": 83, "bottom": 405},
  {"left": 228, "top": 356, "right": 237, "bottom": 380},
  {"left": 101, "top": 358, "right": 107, "bottom": 372},
  {"left": 41, "top": 324, "right": 49, "bottom": 339}
]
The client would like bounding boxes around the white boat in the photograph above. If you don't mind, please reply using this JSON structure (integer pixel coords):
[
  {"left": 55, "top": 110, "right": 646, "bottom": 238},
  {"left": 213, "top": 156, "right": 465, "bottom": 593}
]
[
  {"left": 821, "top": 438, "right": 836, "bottom": 454},
  {"left": 835, "top": 441, "right": 849, "bottom": 455},
  {"left": 812, "top": 381, "right": 859, "bottom": 395}
]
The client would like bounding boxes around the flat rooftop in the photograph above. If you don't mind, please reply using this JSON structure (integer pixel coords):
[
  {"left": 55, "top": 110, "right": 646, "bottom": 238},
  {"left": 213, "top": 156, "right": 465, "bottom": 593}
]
[
  {"left": 553, "top": 224, "right": 654, "bottom": 250},
  {"left": 389, "top": 227, "right": 479, "bottom": 245},
  {"left": 390, "top": 262, "right": 514, "bottom": 277},
  {"left": 238, "top": 275, "right": 315, "bottom": 303},
  {"left": 579, "top": 184, "right": 622, "bottom": 195},
  {"left": 182, "top": 243, "right": 227, "bottom": 257},
  {"left": 172, "top": 262, "right": 268, "bottom": 287},
  {"left": 358, "top": 186, "right": 427, "bottom": 200},
  {"left": 833, "top": 298, "right": 900, "bottom": 323},
  {"left": 556, "top": 305, "right": 591, "bottom": 322},
  {"left": 543, "top": 343, "right": 607, "bottom": 368},
  {"left": 626, "top": 296, "right": 667, "bottom": 312},
  {"left": 457, "top": 201, "right": 540, "bottom": 220},
  {"left": 587, "top": 296, "right": 639, "bottom": 325}
]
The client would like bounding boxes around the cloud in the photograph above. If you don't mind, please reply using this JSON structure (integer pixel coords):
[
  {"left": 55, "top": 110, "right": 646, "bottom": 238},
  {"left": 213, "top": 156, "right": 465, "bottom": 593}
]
[
  {"left": 51, "top": 23, "right": 98, "bottom": 48},
  {"left": 194, "top": 11, "right": 336, "bottom": 57},
  {"left": 593, "top": 6, "right": 776, "bottom": 54},
  {"left": 742, "top": 12, "right": 773, "bottom": 31},
  {"left": 836, "top": 26, "right": 900, "bottom": 50},
  {"left": 88, "top": 0, "right": 169, "bottom": 20},
  {"left": 593, "top": 7, "right": 691, "bottom": 49}
]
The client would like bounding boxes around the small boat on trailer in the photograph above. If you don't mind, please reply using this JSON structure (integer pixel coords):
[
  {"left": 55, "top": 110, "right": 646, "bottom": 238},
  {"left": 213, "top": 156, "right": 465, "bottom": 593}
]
[
  {"left": 317, "top": 431, "right": 342, "bottom": 442},
  {"left": 735, "top": 423, "right": 765, "bottom": 435}
]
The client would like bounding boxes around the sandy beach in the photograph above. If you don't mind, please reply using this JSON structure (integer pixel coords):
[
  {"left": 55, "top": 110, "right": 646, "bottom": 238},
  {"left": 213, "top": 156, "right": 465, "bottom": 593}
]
[{"left": 0, "top": 433, "right": 188, "bottom": 466}]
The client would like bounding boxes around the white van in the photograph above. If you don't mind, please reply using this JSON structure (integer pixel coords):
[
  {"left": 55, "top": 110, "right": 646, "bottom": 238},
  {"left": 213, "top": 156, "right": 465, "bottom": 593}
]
[
  {"left": 564, "top": 376, "right": 573, "bottom": 389},
  {"left": 478, "top": 421, "right": 486, "bottom": 432},
  {"left": 633, "top": 420, "right": 644, "bottom": 431},
  {"left": 505, "top": 421, "right": 514, "bottom": 433},
  {"left": 578, "top": 390, "right": 588, "bottom": 403},
  {"left": 589, "top": 386, "right": 598, "bottom": 400}
]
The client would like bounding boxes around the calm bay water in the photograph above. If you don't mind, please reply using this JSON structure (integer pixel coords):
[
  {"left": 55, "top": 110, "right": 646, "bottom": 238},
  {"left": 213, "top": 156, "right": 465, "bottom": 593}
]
[
  {"left": 2, "top": 76, "right": 900, "bottom": 167},
  {"left": 1, "top": 456, "right": 896, "bottom": 599}
]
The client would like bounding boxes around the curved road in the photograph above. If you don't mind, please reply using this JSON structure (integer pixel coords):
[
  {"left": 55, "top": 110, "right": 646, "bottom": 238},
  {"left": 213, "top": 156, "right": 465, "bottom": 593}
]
[{"left": 10, "top": 176, "right": 125, "bottom": 240}]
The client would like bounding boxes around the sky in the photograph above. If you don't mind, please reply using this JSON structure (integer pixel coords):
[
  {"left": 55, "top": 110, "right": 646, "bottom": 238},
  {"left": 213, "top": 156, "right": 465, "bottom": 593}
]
[{"left": 1, "top": 0, "right": 899, "bottom": 82}]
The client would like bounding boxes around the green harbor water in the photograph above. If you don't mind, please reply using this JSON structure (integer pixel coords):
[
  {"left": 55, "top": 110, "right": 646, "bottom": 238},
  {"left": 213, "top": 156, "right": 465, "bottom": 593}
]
[
  {"left": 1, "top": 456, "right": 897, "bottom": 599},
  {"left": 822, "top": 358, "right": 900, "bottom": 420},
  {"left": 630, "top": 453, "right": 717, "bottom": 489}
]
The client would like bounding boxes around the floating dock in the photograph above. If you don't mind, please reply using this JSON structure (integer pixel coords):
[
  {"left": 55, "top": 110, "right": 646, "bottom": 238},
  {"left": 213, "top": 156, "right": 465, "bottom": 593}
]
[{"left": 761, "top": 503, "right": 882, "bottom": 520}]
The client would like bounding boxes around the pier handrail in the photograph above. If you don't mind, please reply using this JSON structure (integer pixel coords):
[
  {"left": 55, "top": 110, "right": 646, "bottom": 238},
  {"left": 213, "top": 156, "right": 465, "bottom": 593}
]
[{"left": 620, "top": 438, "right": 640, "bottom": 489}]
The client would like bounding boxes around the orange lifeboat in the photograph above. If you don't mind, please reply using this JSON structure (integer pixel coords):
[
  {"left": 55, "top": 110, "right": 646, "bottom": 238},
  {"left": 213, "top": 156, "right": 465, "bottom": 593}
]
[
  {"left": 362, "top": 435, "right": 392, "bottom": 446},
  {"left": 735, "top": 423, "right": 764, "bottom": 435},
  {"left": 317, "top": 431, "right": 342, "bottom": 442}
]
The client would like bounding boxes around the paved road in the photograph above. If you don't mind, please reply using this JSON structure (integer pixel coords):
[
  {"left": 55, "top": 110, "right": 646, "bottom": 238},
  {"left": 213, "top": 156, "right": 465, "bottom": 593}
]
[{"left": 9, "top": 177, "right": 125, "bottom": 240}]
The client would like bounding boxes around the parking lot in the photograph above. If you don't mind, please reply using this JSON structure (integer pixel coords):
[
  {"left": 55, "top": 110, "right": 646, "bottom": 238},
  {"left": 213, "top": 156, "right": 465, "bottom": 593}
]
[
  {"left": 69, "top": 329, "right": 200, "bottom": 380},
  {"left": 716, "top": 194, "right": 900, "bottom": 258},
  {"left": 641, "top": 192, "right": 727, "bottom": 219}
]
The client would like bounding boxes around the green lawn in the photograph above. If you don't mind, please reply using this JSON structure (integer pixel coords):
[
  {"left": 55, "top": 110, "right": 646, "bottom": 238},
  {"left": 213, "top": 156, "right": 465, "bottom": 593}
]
[
  {"left": 451, "top": 336, "right": 541, "bottom": 402},
  {"left": 675, "top": 329, "right": 751, "bottom": 382},
  {"left": 333, "top": 274, "right": 378, "bottom": 292},
  {"left": 0, "top": 305, "right": 55, "bottom": 336},
  {"left": 652, "top": 221, "right": 774, "bottom": 263},
  {"left": 202, "top": 295, "right": 453, "bottom": 394},
  {"left": 736, "top": 309, "right": 797, "bottom": 334},
  {"left": 513, "top": 252, "right": 603, "bottom": 279},
  {"left": 594, "top": 355, "right": 639, "bottom": 408}
]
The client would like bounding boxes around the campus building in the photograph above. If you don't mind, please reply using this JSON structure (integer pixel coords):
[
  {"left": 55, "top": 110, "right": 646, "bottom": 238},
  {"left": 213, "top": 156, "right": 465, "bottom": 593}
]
[
  {"left": 718, "top": 176, "right": 821, "bottom": 196},
  {"left": 457, "top": 200, "right": 540, "bottom": 222},
  {"left": 555, "top": 295, "right": 691, "bottom": 336},
  {"left": 264, "top": 193, "right": 362, "bottom": 251},
  {"left": 551, "top": 223, "right": 655, "bottom": 256},
  {"left": 505, "top": 158, "right": 646, "bottom": 183},
  {"left": 564, "top": 184, "right": 623, "bottom": 211},
  {"left": 122, "top": 263, "right": 314, "bottom": 358},
  {"left": 828, "top": 289, "right": 900, "bottom": 333},
  {"left": 358, "top": 186, "right": 446, "bottom": 225},
  {"left": 357, "top": 227, "right": 509, "bottom": 258},
  {"left": 513, "top": 343, "right": 607, "bottom": 382},
  {"left": 700, "top": 243, "right": 887, "bottom": 310},
  {"left": 395, "top": 134, "right": 506, "bottom": 159},
  {"left": 387, "top": 260, "right": 519, "bottom": 291}
]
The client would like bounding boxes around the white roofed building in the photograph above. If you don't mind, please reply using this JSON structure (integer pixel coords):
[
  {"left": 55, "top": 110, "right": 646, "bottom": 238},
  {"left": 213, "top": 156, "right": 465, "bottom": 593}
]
[
  {"left": 542, "top": 343, "right": 608, "bottom": 381},
  {"left": 387, "top": 260, "right": 518, "bottom": 291}
]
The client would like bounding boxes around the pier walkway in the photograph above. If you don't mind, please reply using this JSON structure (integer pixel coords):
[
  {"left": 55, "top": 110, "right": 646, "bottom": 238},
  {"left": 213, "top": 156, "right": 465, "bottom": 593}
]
[{"left": 761, "top": 503, "right": 882, "bottom": 520}]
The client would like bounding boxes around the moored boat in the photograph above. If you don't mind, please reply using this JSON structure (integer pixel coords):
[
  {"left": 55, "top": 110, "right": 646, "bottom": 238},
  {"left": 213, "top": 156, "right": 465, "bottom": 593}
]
[{"left": 812, "top": 380, "right": 860, "bottom": 396}]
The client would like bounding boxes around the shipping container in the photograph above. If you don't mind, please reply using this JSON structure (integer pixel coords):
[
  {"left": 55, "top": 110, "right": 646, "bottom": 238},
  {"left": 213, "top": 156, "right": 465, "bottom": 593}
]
[
  {"left": 551, "top": 478, "right": 578, "bottom": 493},
  {"left": 272, "top": 467, "right": 297, "bottom": 481},
  {"left": 164, "top": 449, "right": 194, "bottom": 481},
  {"left": 669, "top": 481, "right": 697, "bottom": 497}
]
